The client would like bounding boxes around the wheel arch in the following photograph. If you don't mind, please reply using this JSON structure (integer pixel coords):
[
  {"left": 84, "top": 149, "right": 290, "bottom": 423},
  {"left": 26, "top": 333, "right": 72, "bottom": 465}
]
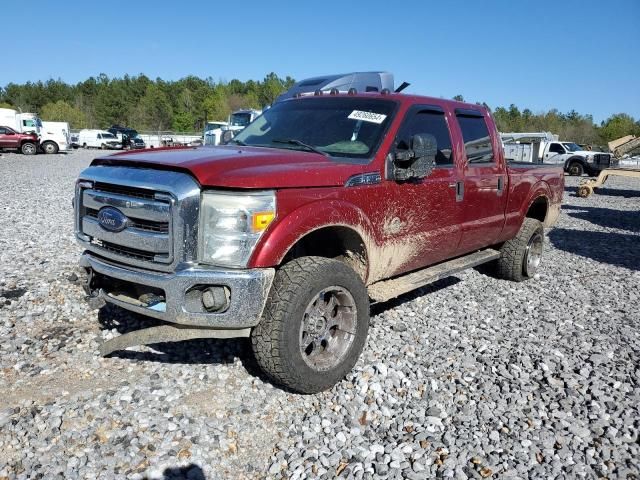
[
  {"left": 564, "top": 155, "right": 586, "bottom": 171},
  {"left": 249, "top": 200, "right": 374, "bottom": 282}
]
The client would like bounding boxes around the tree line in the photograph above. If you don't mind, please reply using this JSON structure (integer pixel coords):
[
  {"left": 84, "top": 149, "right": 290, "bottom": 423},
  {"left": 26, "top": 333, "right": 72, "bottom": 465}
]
[
  {"left": 0, "top": 73, "right": 295, "bottom": 133},
  {"left": 0, "top": 75, "right": 638, "bottom": 145}
]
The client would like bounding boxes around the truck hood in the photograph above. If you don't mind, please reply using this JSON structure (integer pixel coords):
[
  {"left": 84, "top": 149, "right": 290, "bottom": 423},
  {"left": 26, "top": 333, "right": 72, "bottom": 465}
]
[
  {"left": 92, "top": 145, "right": 367, "bottom": 189},
  {"left": 571, "top": 150, "right": 607, "bottom": 156}
]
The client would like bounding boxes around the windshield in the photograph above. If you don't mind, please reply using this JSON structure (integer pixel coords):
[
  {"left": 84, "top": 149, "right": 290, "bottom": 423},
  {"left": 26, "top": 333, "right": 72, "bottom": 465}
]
[
  {"left": 563, "top": 142, "right": 581, "bottom": 152},
  {"left": 232, "top": 97, "right": 396, "bottom": 159},
  {"left": 230, "top": 113, "right": 252, "bottom": 127},
  {"left": 205, "top": 122, "right": 225, "bottom": 132}
]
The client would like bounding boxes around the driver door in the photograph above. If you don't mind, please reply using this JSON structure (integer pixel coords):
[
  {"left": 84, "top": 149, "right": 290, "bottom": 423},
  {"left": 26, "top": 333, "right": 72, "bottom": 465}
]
[
  {"left": 544, "top": 142, "right": 567, "bottom": 165},
  {"left": 374, "top": 105, "right": 462, "bottom": 274},
  {"left": 0, "top": 127, "right": 18, "bottom": 148}
]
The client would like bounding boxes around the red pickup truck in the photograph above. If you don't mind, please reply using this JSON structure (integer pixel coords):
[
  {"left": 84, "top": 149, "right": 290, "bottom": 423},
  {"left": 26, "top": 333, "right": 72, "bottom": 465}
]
[
  {"left": 0, "top": 126, "right": 38, "bottom": 155},
  {"left": 74, "top": 92, "right": 563, "bottom": 393}
]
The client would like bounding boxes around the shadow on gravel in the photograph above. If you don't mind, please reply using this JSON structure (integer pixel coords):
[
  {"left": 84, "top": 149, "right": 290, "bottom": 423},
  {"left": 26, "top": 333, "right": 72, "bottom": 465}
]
[
  {"left": 97, "top": 305, "right": 267, "bottom": 382},
  {"left": 565, "top": 185, "right": 640, "bottom": 198},
  {"left": 143, "top": 463, "right": 205, "bottom": 479},
  {"left": 370, "top": 276, "right": 461, "bottom": 317},
  {"left": 549, "top": 228, "right": 640, "bottom": 271},
  {"left": 562, "top": 204, "right": 640, "bottom": 232}
]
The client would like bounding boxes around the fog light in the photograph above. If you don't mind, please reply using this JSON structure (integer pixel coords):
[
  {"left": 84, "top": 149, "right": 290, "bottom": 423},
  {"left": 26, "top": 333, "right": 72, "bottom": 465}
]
[{"left": 201, "top": 286, "right": 230, "bottom": 312}]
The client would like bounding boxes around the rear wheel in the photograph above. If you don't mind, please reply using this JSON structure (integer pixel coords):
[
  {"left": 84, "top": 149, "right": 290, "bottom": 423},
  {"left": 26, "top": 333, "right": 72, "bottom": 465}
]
[
  {"left": 42, "top": 141, "right": 59, "bottom": 154},
  {"left": 567, "top": 162, "right": 584, "bottom": 176},
  {"left": 251, "top": 256, "right": 370, "bottom": 393},
  {"left": 21, "top": 142, "right": 36, "bottom": 155},
  {"left": 577, "top": 185, "right": 593, "bottom": 198},
  {"left": 495, "top": 218, "right": 544, "bottom": 282}
]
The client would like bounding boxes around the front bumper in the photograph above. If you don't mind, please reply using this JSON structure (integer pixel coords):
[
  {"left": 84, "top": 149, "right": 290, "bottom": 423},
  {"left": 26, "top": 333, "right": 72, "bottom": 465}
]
[{"left": 80, "top": 253, "right": 275, "bottom": 329}]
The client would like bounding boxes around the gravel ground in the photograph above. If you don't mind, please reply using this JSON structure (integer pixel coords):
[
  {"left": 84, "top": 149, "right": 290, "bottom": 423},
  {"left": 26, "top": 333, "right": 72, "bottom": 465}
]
[{"left": 0, "top": 149, "right": 638, "bottom": 479}]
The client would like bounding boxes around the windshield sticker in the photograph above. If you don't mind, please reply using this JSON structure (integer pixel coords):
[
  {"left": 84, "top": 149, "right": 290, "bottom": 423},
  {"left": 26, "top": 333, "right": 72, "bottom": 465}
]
[{"left": 348, "top": 110, "right": 387, "bottom": 124}]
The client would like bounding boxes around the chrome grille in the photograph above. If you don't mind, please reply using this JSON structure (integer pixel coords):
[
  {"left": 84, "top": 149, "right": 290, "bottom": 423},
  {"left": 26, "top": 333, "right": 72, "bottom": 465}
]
[
  {"left": 78, "top": 181, "right": 173, "bottom": 266},
  {"left": 85, "top": 208, "right": 169, "bottom": 233},
  {"left": 75, "top": 166, "right": 201, "bottom": 273}
]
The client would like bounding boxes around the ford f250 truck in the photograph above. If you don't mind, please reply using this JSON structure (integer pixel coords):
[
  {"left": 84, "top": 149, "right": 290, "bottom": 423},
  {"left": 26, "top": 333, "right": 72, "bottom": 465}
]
[{"left": 74, "top": 92, "right": 564, "bottom": 393}]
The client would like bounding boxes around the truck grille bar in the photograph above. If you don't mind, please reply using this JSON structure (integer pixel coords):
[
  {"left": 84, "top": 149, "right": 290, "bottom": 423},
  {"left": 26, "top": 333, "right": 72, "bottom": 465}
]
[{"left": 75, "top": 167, "right": 201, "bottom": 272}]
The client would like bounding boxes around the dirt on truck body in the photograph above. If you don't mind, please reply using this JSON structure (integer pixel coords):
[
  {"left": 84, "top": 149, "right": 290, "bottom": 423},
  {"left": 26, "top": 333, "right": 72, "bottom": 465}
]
[{"left": 74, "top": 92, "right": 564, "bottom": 393}]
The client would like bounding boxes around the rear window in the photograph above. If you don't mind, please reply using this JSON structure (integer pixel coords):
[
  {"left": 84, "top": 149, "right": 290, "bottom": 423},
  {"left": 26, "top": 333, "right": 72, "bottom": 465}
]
[{"left": 456, "top": 114, "right": 494, "bottom": 164}]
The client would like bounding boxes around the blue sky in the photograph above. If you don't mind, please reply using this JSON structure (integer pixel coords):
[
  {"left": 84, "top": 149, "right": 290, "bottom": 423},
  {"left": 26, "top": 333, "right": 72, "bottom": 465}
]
[{"left": 2, "top": 0, "right": 638, "bottom": 123}]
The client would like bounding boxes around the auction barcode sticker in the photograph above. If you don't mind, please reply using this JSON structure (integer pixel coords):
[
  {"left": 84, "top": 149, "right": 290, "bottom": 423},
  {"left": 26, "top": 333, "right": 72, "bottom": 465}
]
[{"left": 348, "top": 110, "right": 387, "bottom": 124}]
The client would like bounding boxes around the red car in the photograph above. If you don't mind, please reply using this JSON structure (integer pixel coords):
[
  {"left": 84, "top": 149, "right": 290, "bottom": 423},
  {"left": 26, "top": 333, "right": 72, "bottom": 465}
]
[
  {"left": 0, "top": 126, "right": 38, "bottom": 155},
  {"left": 74, "top": 92, "right": 564, "bottom": 392}
]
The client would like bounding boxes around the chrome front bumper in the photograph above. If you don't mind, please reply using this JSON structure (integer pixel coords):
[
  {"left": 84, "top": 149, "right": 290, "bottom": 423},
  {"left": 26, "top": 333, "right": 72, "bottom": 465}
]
[{"left": 81, "top": 253, "right": 275, "bottom": 329}]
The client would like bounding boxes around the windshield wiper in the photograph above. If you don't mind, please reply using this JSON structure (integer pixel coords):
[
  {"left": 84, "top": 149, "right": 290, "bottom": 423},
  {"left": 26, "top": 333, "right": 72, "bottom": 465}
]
[
  {"left": 229, "top": 139, "right": 246, "bottom": 146},
  {"left": 272, "top": 138, "right": 329, "bottom": 157}
]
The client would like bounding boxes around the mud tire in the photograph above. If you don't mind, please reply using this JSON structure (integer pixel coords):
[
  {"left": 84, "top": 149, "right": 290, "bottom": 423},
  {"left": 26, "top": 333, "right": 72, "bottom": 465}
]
[
  {"left": 495, "top": 218, "right": 544, "bottom": 282},
  {"left": 251, "top": 256, "right": 369, "bottom": 394},
  {"left": 568, "top": 162, "right": 584, "bottom": 176}
]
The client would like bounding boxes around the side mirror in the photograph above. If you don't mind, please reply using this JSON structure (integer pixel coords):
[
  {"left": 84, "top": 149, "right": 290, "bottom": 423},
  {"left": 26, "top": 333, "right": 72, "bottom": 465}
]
[
  {"left": 5, "top": 131, "right": 15, "bottom": 135},
  {"left": 393, "top": 133, "right": 437, "bottom": 181},
  {"left": 220, "top": 130, "right": 235, "bottom": 145}
]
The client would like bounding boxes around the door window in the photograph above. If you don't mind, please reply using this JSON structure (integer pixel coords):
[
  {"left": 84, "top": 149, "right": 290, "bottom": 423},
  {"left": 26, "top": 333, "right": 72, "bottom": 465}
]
[
  {"left": 0, "top": 127, "right": 7, "bottom": 134},
  {"left": 548, "top": 143, "right": 565, "bottom": 153},
  {"left": 456, "top": 114, "right": 495, "bottom": 164},
  {"left": 395, "top": 108, "right": 453, "bottom": 166}
]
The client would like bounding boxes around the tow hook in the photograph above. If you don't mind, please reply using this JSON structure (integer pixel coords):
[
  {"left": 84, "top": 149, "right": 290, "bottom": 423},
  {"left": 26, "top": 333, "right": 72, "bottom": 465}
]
[{"left": 67, "top": 266, "right": 106, "bottom": 309}]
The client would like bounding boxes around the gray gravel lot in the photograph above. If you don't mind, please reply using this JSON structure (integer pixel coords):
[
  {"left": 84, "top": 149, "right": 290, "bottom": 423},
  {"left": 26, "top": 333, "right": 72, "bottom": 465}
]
[{"left": 0, "top": 149, "right": 638, "bottom": 479}]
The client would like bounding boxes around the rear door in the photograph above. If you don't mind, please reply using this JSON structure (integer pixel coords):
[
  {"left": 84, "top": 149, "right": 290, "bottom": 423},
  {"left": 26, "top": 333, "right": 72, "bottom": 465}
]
[{"left": 453, "top": 109, "right": 508, "bottom": 254}]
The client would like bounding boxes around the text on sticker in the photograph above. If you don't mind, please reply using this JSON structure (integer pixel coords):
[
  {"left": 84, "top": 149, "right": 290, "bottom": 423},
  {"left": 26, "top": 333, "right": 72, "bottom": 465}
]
[{"left": 348, "top": 110, "right": 387, "bottom": 124}]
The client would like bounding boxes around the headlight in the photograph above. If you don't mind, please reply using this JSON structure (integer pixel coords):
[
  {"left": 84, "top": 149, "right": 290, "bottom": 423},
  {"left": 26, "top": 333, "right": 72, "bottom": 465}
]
[{"left": 199, "top": 191, "right": 276, "bottom": 268}]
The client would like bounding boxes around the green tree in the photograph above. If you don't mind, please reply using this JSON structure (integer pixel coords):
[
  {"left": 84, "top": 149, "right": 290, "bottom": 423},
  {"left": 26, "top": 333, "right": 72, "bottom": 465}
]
[
  {"left": 172, "top": 111, "right": 195, "bottom": 132},
  {"left": 599, "top": 113, "right": 639, "bottom": 142},
  {"left": 40, "top": 100, "right": 89, "bottom": 128},
  {"left": 452, "top": 94, "right": 465, "bottom": 102},
  {"left": 132, "top": 84, "right": 173, "bottom": 131}
]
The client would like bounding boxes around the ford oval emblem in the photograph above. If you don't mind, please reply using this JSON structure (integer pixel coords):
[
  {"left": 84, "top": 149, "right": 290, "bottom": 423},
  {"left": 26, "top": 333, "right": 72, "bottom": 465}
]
[{"left": 97, "top": 207, "right": 128, "bottom": 232}]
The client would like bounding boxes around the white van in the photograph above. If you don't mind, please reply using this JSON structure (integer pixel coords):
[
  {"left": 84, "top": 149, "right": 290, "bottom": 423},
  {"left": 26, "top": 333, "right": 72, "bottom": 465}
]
[{"left": 78, "top": 129, "right": 122, "bottom": 149}]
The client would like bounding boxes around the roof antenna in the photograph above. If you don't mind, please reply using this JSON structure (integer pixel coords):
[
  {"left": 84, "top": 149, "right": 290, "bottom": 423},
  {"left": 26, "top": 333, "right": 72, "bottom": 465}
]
[{"left": 394, "top": 82, "right": 410, "bottom": 93}]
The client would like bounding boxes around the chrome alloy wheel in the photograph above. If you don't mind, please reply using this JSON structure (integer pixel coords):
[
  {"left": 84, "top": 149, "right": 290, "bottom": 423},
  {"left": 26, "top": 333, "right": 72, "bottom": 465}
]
[
  {"left": 524, "top": 232, "right": 543, "bottom": 276},
  {"left": 299, "top": 287, "right": 357, "bottom": 372}
]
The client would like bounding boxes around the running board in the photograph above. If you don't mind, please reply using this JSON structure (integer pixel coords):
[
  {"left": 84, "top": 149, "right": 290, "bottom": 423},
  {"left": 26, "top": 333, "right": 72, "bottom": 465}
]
[{"left": 368, "top": 249, "right": 500, "bottom": 302}]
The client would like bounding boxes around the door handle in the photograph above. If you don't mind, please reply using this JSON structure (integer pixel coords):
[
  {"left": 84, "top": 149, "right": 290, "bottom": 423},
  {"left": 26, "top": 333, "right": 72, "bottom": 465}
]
[
  {"left": 497, "top": 176, "right": 504, "bottom": 196},
  {"left": 449, "top": 181, "right": 464, "bottom": 202}
]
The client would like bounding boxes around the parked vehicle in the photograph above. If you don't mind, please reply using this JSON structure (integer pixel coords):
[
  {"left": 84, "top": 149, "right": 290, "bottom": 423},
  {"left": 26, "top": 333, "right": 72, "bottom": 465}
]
[
  {"left": 40, "top": 121, "right": 70, "bottom": 154},
  {"left": 107, "top": 125, "right": 146, "bottom": 149},
  {"left": 77, "top": 129, "right": 122, "bottom": 149},
  {"left": 203, "top": 121, "right": 228, "bottom": 146},
  {"left": 275, "top": 71, "right": 395, "bottom": 103},
  {"left": 74, "top": 91, "right": 564, "bottom": 393},
  {"left": 0, "top": 108, "right": 72, "bottom": 154},
  {"left": 0, "top": 126, "right": 38, "bottom": 154},
  {"left": 501, "top": 131, "right": 614, "bottom": 175}
]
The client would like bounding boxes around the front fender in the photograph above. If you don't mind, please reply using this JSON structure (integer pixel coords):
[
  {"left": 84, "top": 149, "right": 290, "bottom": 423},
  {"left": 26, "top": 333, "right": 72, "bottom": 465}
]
[
  {"left": 563, "top": 155, "right": 586, "bottom": 170},
  {"left": 249, "top": 199, "right": 375, "bottom": 269}
]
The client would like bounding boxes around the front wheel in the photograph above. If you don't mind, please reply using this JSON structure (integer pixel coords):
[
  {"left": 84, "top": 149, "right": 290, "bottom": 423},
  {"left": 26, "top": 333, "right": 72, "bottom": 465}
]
[
  {"left": 42, "top": 141, "right": 59, "bottom": 154},
  {"left": 21, "top": 142, "right": 37, "bottom": 155},
  {"left": 251, "top": 257, "right": 370, "bottom": 393},
  {"left": 495, "top": 218, "right": 544, "bottom": 282},
  {"left": 567, "top": 162, "right": 584, "bottom": 176}
]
